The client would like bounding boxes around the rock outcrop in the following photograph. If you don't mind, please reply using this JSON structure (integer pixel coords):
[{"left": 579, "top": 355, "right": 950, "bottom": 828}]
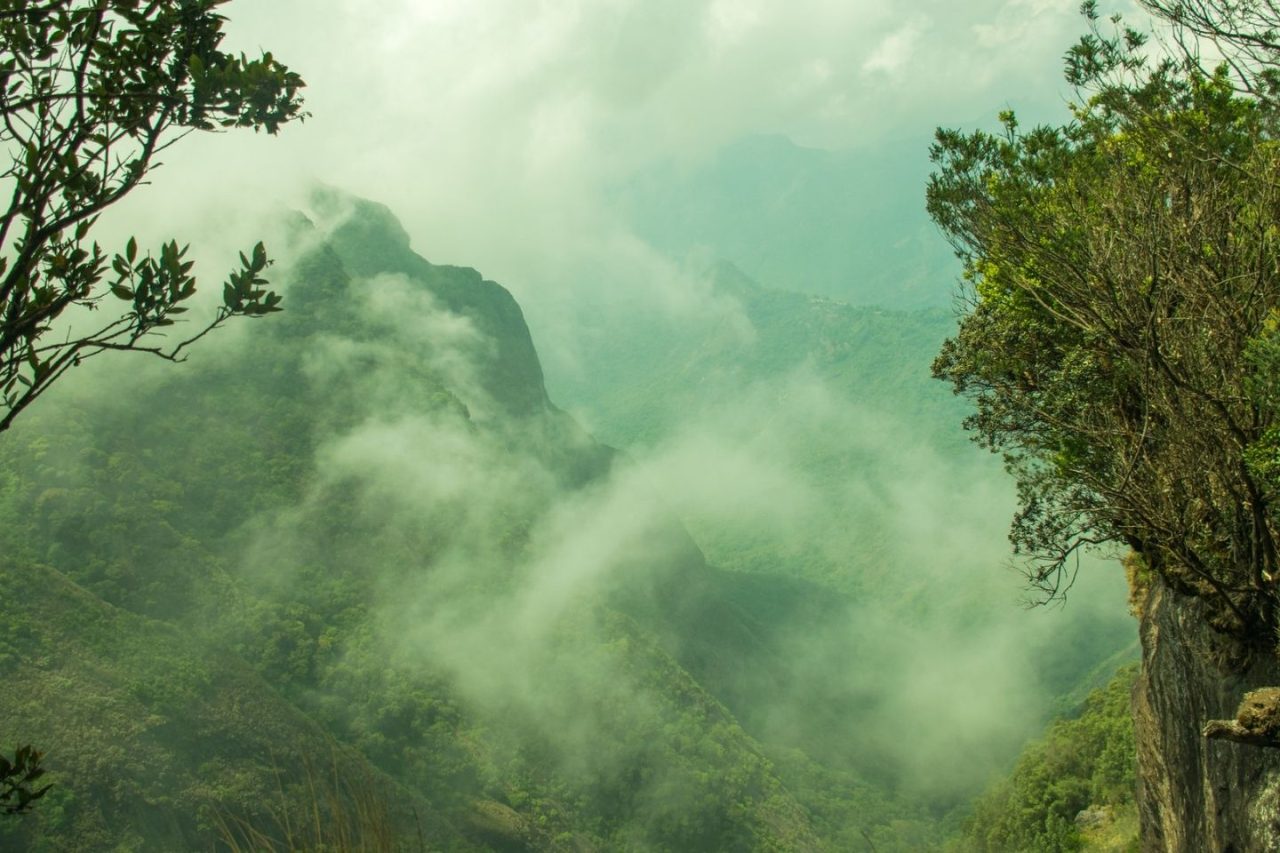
[
  {"left": 1203, "top": 688, "right": 1280, "bottom": 749},
  {"left": 1134, "top": 575, "right": 1280, "bottom": 851}
]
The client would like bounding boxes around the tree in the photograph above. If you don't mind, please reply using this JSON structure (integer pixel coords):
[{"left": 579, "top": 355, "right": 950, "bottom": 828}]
[
  {"left": 0, "top": 0, "right": 305, "bottom": 433},
  {"left": 1136, "top": 0, "right": 1280, "bottom": 100},
  {"left": 927, "top": 3, "right": 1280, "bottom": 638},
  {"left": 0, "top": 0, "right": 304, "bottom": 815}
]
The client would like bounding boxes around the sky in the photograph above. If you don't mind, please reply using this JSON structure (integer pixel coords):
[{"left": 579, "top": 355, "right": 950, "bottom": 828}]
[{"left": 115, "top": 0, "right": 1124, "bottom": 318}]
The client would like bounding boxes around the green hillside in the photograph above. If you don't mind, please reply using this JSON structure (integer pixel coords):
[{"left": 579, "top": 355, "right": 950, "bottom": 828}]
[
  {"left": 0, "top": 192, "right": 949, "bottom": 850},
  {"left": 0, "top": 192, "right": 1138, "bottom": 850},
  {"left": 544, "top": 255, "right": 1137, "bottom": 812},
  {"left": 0, "top": 562, "right": 438, "bottom": 851},
  {"left": 955, "top": 666, "right": 1140, "bottom": 853}
]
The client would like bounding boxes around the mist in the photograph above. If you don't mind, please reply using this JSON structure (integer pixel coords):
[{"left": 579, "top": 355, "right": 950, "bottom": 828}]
[
  {"left": 210, "top": 198, "right": 1134, "bottom": 827},
  {"left": 97, "top": 1, "right": 1101, "bottom": 324},
  {"left": 0, "top": 1, "right": 1148, "bottom": 849}
]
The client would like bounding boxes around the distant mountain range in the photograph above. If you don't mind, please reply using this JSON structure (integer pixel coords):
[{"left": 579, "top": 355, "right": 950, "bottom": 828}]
[{"left": 616, "top": 134, "right": 958, "bottom": 308}]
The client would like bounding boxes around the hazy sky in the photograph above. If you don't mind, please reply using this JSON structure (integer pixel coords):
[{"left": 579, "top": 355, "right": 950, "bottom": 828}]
[{"left": 128, "top": 0, "right": 1117, "bottom": 308}]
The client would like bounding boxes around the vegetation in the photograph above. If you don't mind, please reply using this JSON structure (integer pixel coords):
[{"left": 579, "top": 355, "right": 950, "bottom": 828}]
[
  {"left": 957, "top": 666, "right": 1138, "bottom": 852},
  {"left": 0, "top": 197, "right": 838, "bottom": 849},
  {"left": 928, "top": 1, "right": 1280, "bottom": 638},
  {"left": 0, "top": 0, "right": 304, "bottom": 818},
  {"left": 0, "top": 0, "right": 304, "bottom": 433}
]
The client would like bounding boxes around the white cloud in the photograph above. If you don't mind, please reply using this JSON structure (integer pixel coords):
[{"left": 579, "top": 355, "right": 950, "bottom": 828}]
[
  {"left": 862, "top": 17, "right": 930, "bottom": 75},
  {"left": 974, "top": 0, "right": 1075, "bottom": 48},
  {"left": 705, "top": 0, "right": 764, "bottom": 50},
  {"left": 94, "top": 0, "right": 1096, "bottom": 371}
]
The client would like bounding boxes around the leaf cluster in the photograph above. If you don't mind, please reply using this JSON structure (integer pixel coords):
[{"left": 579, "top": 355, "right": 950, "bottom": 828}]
[
  {"left": 0, "top": 744, "right": 49, "bottom": 816},
  {"left": 0, "top": 0, "right": 302, "bottom": 433}
]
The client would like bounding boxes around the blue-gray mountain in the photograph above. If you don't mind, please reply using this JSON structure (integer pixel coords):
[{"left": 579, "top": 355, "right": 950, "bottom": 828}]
[{"left": 617, "top": 135, "right": 956, "bottom": 308}]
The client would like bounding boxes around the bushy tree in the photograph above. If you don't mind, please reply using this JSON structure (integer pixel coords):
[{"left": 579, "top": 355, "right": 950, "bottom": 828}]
[
  {"left": 0, "top": 0, "right": 305, "bottom": 433},
  {"left": 928, "top": 2, "right": 1280, "bottom": 637}
]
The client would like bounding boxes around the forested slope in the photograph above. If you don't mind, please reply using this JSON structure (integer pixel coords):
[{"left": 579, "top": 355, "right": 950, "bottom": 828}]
[
  {"left": 0, "top": 192, "right": 944, "bottom": 850},
  {"left": 543, "top": 253, "right": 1138, "bottom": 828}
]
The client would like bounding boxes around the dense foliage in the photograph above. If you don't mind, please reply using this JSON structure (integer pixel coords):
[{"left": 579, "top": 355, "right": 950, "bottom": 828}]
[
  {"left": 959, "top": 666, "right": 1138, "bottom": 852},
  {"left": 929, "top": 4, "right": 1280, "bottom": 638}
]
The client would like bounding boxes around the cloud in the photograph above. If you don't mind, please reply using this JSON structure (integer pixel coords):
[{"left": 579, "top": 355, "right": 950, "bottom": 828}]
[
  {"left": 862, "top": 17, "right": 930, "bottom": 75},
  {"left": 96, "top": 1, "right": 1094, "bottom": 321},
  {"left": 272, "top": 344, "right": 1130, "bottom": 804}
]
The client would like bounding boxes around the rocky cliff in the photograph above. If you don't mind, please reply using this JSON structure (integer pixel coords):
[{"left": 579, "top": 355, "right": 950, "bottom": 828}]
[{"left": 1135, "top": 575, "right": 1280, "bottom": 851}]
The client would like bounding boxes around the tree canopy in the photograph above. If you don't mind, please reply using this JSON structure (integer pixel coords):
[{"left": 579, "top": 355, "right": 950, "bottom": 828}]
[
  {"left": 929, "top": 1, "right": 1280, "bottom": 638},
  {"left": 0, "top": 0, "right": 305, "bottom": 432}
]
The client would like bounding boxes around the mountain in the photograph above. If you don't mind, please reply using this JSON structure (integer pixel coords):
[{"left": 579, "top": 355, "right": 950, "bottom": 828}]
[
  {"left": 0, "top": 191, "right": 1138, "bottom": 851},
  {"left": 616, "top": 134, "right": 957, "bottom": 308},
  {"left": 544, "top": 257, "right": 1138, "bottom": 808},
  {"left": 0, "top": 192, "right": 940, "bottom": 850}
]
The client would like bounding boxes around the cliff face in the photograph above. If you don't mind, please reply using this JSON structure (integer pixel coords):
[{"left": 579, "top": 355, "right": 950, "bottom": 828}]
[{"left": 1135, "top": 575, "right": 1280, "bottom": 851}]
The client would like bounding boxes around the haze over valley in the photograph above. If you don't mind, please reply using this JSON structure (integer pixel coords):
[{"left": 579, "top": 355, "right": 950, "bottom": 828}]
[{"left": 1, "top": 1, "right": 1190, "bottom": 850}]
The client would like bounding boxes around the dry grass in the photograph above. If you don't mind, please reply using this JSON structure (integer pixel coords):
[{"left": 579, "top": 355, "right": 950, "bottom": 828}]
[
  {"left": 1080, "top": 803, "right": 1140, "bottom": 853},
  {"left": 210, "top": 750, "right": 425, "bottom": 853}
]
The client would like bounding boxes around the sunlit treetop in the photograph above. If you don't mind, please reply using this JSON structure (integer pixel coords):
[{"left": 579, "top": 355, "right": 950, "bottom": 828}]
[{"left": 928, "top": 0, "right": 1280, "bottom": 638}]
